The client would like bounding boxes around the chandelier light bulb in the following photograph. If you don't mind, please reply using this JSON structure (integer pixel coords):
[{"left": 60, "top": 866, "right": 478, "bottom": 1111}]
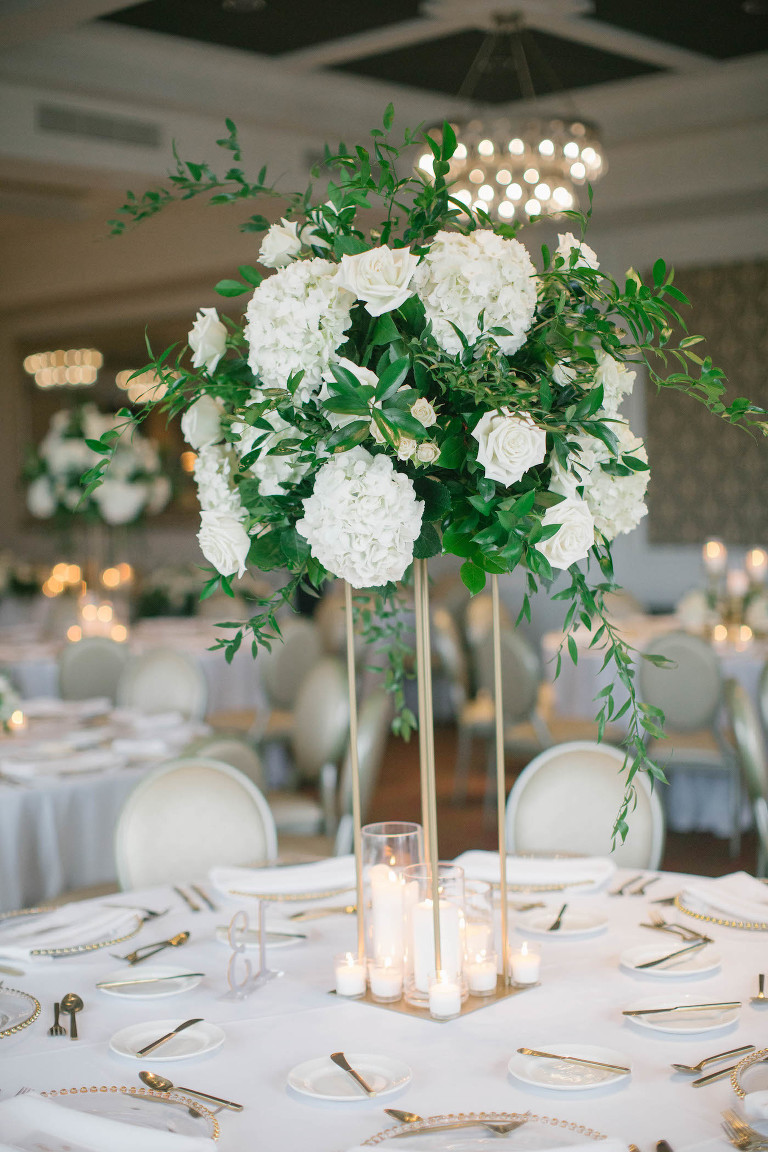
[
  {"left": 469, "top": 168, "right": 484, "bottom": 184},
  {"left": 538, "top": 139, "right": 555, "bottom": 156},
  {"left": 581, "top": 146, "right": 598, "bottom": 165},
  {"left": 477, "top": 139, "right": 494, "bottom": 155},
  {"left": 497, "top": 201, "right": 515, "bottom": 219},
  {"left": 524, "top": 198, "right": 541, "bottom": 215},
  {"left": 535, "top": 183, "right": 551, "bottom": 200},
  {"left": 495, "top": 169, "right": 511, "bottom": 184},
  {"left": 508, "top": 138, "right": 525, "bottom": 155},
  {"left": 507, "top": 183, "right": 523, "bottom": 200},
  {"left": 418, "top": 153, "right": 434, "bottom": 173},
  {"left": 478, "top": 184, "right": 495, "bottom": 201},
  {"left": 563, "top": 141, "right": 580, "bottom": 158},
  {"left": 570, "top": 161, "right": 587, "bottom": 180},
  {"left": 523, "top": 167, "right": 539, "bottom": 184}
]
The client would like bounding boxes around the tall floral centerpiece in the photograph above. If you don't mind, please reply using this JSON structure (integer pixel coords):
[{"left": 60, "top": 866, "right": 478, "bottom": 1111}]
[{"left": 91, "top": 109, "right": 765, "bottom": 994}]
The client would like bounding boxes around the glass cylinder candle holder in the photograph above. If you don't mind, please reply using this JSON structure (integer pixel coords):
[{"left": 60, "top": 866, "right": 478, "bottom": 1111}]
[
  {"left": 510, "top": 940, "right": 541, "bottom": 986},
  {"left": 465, "top": 950, "right": 498, "bottom": 996},
  {"left": 403, "top": 862, "right": 466, "bottom": 1008},
  {"left": 746, "top": 547, "right": 768, "bottom": 586},
  {"left": 334, "top": 952, "right": 366, "bottom": 998},
  {"left": 362, "top": 822, "right": 424, "bottom": 966},
  {"left": 702, "top": 538, "right": 727, "bottom": 577},
  {"left": 367, "top": 957, "right": 403, "bottom": 1002},
  {"left": 428, "top": 970, "right": 464, "bottom": 1019},
  {"left": 463, "top": 879, "right": 495, "bottom": 960}
]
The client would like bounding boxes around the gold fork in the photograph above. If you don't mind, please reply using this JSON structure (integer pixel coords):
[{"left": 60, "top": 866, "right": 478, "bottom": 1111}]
[
  {"left": 722, "top": 1110, "right": 768, "bottom": 1151},
  {"left": 47, "top": 1002, "right": 66, "bottom": 1037}
]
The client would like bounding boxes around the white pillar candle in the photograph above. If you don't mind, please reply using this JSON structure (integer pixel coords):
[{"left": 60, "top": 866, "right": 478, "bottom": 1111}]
[
  {"left": 726, "top": 568, "right": 749, "bottom": 598},
  {"left": 746, "top": 548, "right": 768, "bottom": 585},
  {"left": 7, "top": 710, "right": 27, "bottom": 734},
  {"left": 369, "top": 864, "right": 405, "bottom": 961},
  {"left": 334, "top": 952, "right": 366, "bottom": 997},
  {"left": 703, "top": 539, "right": 727, "bottom": 576},
  {"left": 465, "top": 953, "right": 497, "bottom": 995},
  {"left": 464, "top": 920, "right": 493, "bottom": 958},
  {"left": 510, "top": 941, "right": 540, "bottom": 985},
  {"left": 410, "top": 899, "right": 462, "bottom": 994},
  {"left": 428, "top": 974, "right": 462, "bottom": 1019},
  {"left": 368, "top": 958, "right": 403, "bottom": 1001}
]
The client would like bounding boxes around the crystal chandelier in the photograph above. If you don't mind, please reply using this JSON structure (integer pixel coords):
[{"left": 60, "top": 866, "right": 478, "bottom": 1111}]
[{"left": 418, "top": 14, "right": 606, "bottom": 222}]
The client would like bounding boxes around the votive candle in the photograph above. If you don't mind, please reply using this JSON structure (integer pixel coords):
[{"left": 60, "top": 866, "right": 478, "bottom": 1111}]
[
  {"left": 510, "top": 941, "right": 540, "bottom": 985},
  {"left": 8, "top": 710, "right": 27, "bottom": 734},
  {"left": 465, "top": 952, "right": 498, "bottom": 996},
  {"left": 334, "top": 952, "right": 366, "bottom": 998},
  {"left": 368, "top": 958, "right": 403, "bottom": 1002},
  {"left": 428, "top": 972, "right": 462, "bottom": 1019}
]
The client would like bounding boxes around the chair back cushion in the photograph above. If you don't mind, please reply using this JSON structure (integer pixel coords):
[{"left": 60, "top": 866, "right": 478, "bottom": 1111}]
[
  {"left": 725, "top": 678, "right": 768, "bottom": 803},
  {"left": 115, "top": 757, "right": 277, "bottom": 888},
  {"left": 117, "top": 648, "right": 208, "bottom": 718},
  {"left": 506, "top": 741, "right": 665, "bottom": 869},
  {"left": 291, "top": 657, "right": 349, "bottom": 781},
  {"left": 638, "top": 631, "right": 722, "bottom": 731},
  {"left": 185, "top": 736, "right": 265, "bottom": 789},
  {"left": 58, "top": 637, "right": 129, "bottom": 702},
  {"left": 473, "top": 628, "right": 541, "bottom": 724},
  {"left": 258, "top": 618, "right": 322, "bottom": 710}
]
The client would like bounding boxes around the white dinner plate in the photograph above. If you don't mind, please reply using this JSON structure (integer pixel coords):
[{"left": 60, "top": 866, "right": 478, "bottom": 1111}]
[
  {"left": 97, "top": 965, "right": 204, "bottom": 1000},
  {"left": 287, "top": 1053, "right": 412, "bottom": 1100},
  {"left": 508, "top": 1043, "right": 631, "bottom": 1091},
  {"left": 215, "top": 925, "right": 305, "bottom": 950},
  {"left": 362, "top": 1111, "right": 607, "bottom": 1146},
  {"left": 110, "top": 1018, "right": 225, "bottom": 1061},
  {"left": 36, "top": 1086, "right": 218, "bottom": 1141},
  {"left": 515, "top": 906, "right": 608, "bottom": 938},
  {"left": 624, "top": 994, "right": 740, "bottom": 1034},
  {"left": 619, "top": 943, "right": 721, "bottom": 978}
]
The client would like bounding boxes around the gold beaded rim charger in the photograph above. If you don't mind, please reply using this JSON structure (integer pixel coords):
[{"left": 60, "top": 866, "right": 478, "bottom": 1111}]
[{"left": 362, "top": 1111, "right": 607, "bottom": 1145}]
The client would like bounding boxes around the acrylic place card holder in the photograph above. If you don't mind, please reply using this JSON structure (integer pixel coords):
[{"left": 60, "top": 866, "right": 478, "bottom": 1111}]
[{"left": 219, "top": 905, "right": 283, "bottom": 1000}]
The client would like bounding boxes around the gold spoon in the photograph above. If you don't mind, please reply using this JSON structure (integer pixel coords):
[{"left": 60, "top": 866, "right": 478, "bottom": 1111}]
[
  {"left": 60, "top": 992, "right": 83, "bottom": 1040},
  {"left": 139, "top": 1071, "right": 243, "bottom": 1111},
  {"left": 751, "top": 973, "right": 768, "bottom": 1005},
  {"left": 671, "top": 1044, "right": 755, "bottom": 1073}
]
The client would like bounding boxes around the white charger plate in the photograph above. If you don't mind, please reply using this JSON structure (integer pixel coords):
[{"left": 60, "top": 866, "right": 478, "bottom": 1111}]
[
  {"left": 110, "top": 1018, "right": 225, "bottom": 1061},
  {"left": 624, "top": 994, "right": 740, "bottom": 1034},
  {"left": 287, "top": 1053, "right": 411, "bottom": 1100},
  {"left": 215, "top": 924, "right": 305, "bottom": 951},
  {"left": 508, "top": 1043, "right": 631, "bottom": 1091},
  {"left": 97, "top": 965, "right": 204, "bottom": 1000},
  {"left": 362, "top": 1111, "right": 606, "bottom": 1146},
  {"left": 515, "top": 906, "right": 608, "bottom": 939},
  {"left": 619, "top": 943, "right": 721, "bottom": 978},
  {"left": 37, "top": 1086, "right": 219, "bottom": 1141}
]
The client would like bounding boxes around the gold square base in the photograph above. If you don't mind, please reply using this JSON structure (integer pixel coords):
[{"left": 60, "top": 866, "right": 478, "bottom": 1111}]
[{"left": 332, "top": 975, "right": 537, "bottom": 1022}]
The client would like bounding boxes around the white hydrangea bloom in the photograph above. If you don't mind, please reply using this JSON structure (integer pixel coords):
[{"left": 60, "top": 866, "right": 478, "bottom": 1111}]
[
  {"left": 296, "top": 446, "right": 423, "bottom": 588},
  {"left": 244, "top": 258, "right": 354, "bottom": 402},
  {"left": 193, "top": 444, "right": 246, "bottom": 518},
  {"left": 412, "top": 229, "right": 537, "bottom": 356},
  {"left": 549, "top": 422, "right": 649, "bottom": 540},
  {"left": 234, "top": 408, "right": 309, "bottom": 497},
  {"left": 592, "top": 350, "right": 636, "bottom": 415}
]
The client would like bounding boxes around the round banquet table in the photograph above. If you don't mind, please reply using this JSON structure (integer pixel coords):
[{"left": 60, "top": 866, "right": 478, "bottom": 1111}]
[
  {"left": 0, "top": 617, "right": 265, "bottom": 714},
  {"left": 542, "top": 616, "right": 767, "bottom": 838},
  {"left": 0, "top": 867, "right": 765, "bottom": 1150}
]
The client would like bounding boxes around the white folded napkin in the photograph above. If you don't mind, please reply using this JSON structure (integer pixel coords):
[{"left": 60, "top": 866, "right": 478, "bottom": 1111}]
[
  {"left": 345, "top": 1139, "right": 626, "bottom": 1152},
  {"left": 210, "top": 855, "right": 356, "bottom": 898},
  {"left": 0, "top": 749, "right": 125, "bottom": 781},
  {"left": 680, "top": 871, "right": 768, "bottom": 923},
  {"left": 112, "top": 709, "right": 186, "bottom": 731},
  {"left": 454, "top": 850, "right": 615, "bottom": 892},
  {"left": 0, "top": 905, "right": 140, "bottom": 962},
  {"left": 111, "top": 737, "right": 172, "bottom": 759},
  {"left": 0, "top": 1092, "right": 214, "bottom": 1151}
]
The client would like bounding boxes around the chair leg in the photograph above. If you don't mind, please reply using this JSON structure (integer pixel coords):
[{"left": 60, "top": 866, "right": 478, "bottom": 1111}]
[
  {"left": 729, "top": 773, "right": 742, "bottom": 859},
  {"left": 453, "top": 726, "right": 474, "bottom": 805}
]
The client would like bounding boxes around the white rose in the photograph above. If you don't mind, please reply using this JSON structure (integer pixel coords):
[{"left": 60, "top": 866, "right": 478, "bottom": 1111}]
[
  {"left": 538, "top": 497, "right": 595, "bottom": 569},
  {"left": 27, "top": 476, "right": 56, "bottom": 518},
  {"left": 197, "top": 510, "right": 251, "bottom": 579},
  {"left": 556, "top": 232, "right": 599, "bottom": 271},
  {"left": 410, "top": 397, "right": 437, "bottom": 427},
  {"left": 334, "top": 246, "right": 420, "bottom": 317},
  {"left": 552, "top": 360, "right": 576, "bottom": 386},
  {"left": 259, "top": 218, "right": 302, "bottom": 268},
  {"left": 593, "top": 350, "right": 636, "bottom": 415},
  {"left": 181, "top": 395, "right": 223, "bottom": 449},
  {"left": 416, "top": 441, "right": 440, "bottom": 464},
  {"left": 189, "top": 307, "right": 228, "bottom": 374},
  {"left": 92, "top": 479, "right": 147, "bottom": 525},
  {"left": 397, "top": 437, "right": 417, "bottom": 461},
  {"left": 472, "top": 410, "right": 547, "bottom": 487}
]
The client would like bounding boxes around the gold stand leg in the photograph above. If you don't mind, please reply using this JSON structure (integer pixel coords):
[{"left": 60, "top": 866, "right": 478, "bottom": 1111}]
[
  {"left": 491, "top": 575, "right": 510, "bottom": 984},
  {"left": 414, "top": 560, "right": 441, "bottom": 970},
  {"left": 344, "top": 582, "right": 365, "bottom": 961}
]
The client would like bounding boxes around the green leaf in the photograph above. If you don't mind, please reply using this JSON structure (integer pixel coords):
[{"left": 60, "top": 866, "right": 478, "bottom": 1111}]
[
  {"left": 238, "top": 264, "right": 262, "bottom": 286},
  {"left": 652, "top": 258, "right": 666, "bottom": 286},
  {"left": 414, "top": 477, "right": 451, "bottom": 523},
  {"left": 567, "top": 635, "right": 578, "bottom": 665},
  {"left": 438, "top": 436, "right": 464, "bottom": 470},
  {"left": 441, "top": 121, "right": 457, "bottom": 161},
  {"left": 460, "top": 560, "right": 486, "bottom": 595},
  {"left": 324, "top": 420, "right": 370, "bottom": 451},
  {"left": 375, "top": 356, "right": 410, "bottom": 401},
  {"left": 441, "top": 525, "right": 474, "bottom": 558},
  {"left": 370, "top": 313, "right": 401, "bottom": 347},
  {"left": 215, "top": 279, "right": 249, "bottom": 297},
  {"left": 280, "top": 527, "right": 310, "bottom": 565},
  {"left": 383, "top": 103, "right": 395, "bottom": 130},
  {"left": 413, "top": 522, "right": 441, "bottom": 560}
]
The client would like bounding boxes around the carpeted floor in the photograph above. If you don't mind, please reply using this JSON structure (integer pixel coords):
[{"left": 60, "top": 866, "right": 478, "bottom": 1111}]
[{"left": 365, "top": 724, "right": 759, "bottom": 878}]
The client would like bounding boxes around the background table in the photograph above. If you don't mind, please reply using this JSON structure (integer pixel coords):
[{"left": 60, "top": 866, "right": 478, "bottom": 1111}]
[{"left": 0, "top": 868, "right": 764, "bottom": 1149}]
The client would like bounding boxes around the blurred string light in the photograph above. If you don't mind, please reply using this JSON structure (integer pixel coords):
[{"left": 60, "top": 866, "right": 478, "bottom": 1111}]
[
  {"left": 23, "top": 348, "right": 103, "bottom": 388},
  {"left": 417, "top": 12, "right": 605, "bottom": 222},
  {"left": 115, "top": 368, "right": 169, "bottom": 405}
]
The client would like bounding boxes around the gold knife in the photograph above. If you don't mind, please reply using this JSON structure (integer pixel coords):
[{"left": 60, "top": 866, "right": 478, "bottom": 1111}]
[
  {"left": 635, "top": 940, "right": 706, "bottom": 969},
  {"left": 623, "top": 1001, "right": 740, "bottom": 1016},
  {"left": 517, "top": 1047, "right": 630, "bottom": 1075},
  {"left": 97, "top": 973, "right": 205, "bottom": 989},
  {"left": 136, "top": 1017, "right": 203, "bottom": 1056}
]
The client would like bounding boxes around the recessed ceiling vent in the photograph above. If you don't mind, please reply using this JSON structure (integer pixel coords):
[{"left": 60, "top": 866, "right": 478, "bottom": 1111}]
[{"left": 36, "top": 104, "right": 162, "bottom": 148}]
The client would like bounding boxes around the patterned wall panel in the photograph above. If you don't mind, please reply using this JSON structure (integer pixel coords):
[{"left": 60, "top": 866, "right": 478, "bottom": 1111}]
[{"left": 646, "top": 259, "right": 768, "bottom": 545}]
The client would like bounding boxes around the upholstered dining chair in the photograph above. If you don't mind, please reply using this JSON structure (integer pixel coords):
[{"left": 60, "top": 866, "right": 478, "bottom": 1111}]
[
  {"left": 759, "top": 659, "right": 768, "bottom": 737},
  {"left": 724, "top": 678, "right": 768, "bottom": 877},
  {"left": 58, "top": 635, "right": 129, "bottom": 702},
  {"left": 333, "top": 688, "right": 393, "bottom": 855},
  {"left": 115, "top": 757, "right": 278, "bottom": 889},
  {"left": 505, "top": 740, "right": 665, "bottom": 869},
  {"left": 182, "top": 734, "right": 266, "bottom": 791},
  {"left": 637, "top": 630, "right": 739, "bottom": 853},
  {"left": 250, "top": 616, "right": 324, "bottom": 744},
  {"left": 116, "top": 646, "right": 208, "bottom": 719}
]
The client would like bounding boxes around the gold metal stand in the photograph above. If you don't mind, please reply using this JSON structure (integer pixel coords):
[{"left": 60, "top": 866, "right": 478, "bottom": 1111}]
[
  {"left": 344, "top": 581, "right": 365, "bottom": 960},
  {"left": 414, "top": 559, "right": 442, "bottom": 971},
  {"left": 491, "top": 575, "right": 511, "bottom": 984}
]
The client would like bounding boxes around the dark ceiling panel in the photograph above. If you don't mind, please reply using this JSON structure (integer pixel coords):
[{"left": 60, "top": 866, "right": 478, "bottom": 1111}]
[
  {"left": 333, "top": 28, "right": 660, "bottom": 102},
  {"left": 102, "top": 0, "right": 421, "bottom": 56},
  {"left": 591, "top": 0, "right": 768, "bottom": 59}
]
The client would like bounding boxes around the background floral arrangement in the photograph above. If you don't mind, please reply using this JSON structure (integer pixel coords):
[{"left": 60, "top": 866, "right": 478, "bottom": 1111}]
[
  {"left": 0, "top": 674, "right": 21, "bottom": 732},
  {"left": 26, "top": 403, "right": 170, "bottom": 526},
  {"left": 92, "top": 108, "right": 766, "bottom": 837}
]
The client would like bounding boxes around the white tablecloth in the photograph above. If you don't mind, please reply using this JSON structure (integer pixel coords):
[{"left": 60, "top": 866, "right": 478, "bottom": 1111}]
[
  {"left": 0, "top": 869, "right": 765, "bottom": 1149},
  {"left": 542, "top": 617, "right": 767, "bottom": 838},
  {"left": 0, "top": 618, "right": 265, "bottom": 714}
]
